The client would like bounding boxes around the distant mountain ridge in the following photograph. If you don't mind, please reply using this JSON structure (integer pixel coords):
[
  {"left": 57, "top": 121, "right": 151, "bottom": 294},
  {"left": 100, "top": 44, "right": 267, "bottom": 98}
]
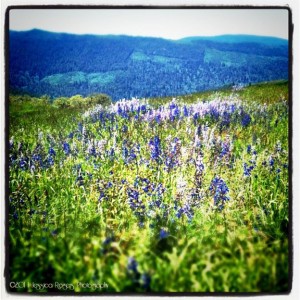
[
  {"left": 178, "top": 34, "right": 288, "bottom": 46},
  {"left": 9, "top": 29, "right": 288, "bottom": 100}
]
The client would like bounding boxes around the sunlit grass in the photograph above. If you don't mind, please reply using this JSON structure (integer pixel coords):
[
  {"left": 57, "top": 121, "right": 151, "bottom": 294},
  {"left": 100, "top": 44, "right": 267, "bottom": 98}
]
[{"left": 8, "top": 81, "right": 289, "bottom": 293}]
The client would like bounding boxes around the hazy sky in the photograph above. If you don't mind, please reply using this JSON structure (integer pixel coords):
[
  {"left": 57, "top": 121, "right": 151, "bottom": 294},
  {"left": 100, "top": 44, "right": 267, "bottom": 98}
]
[{"left": 9, "top": 8, "right": 289, "bottom": 40}]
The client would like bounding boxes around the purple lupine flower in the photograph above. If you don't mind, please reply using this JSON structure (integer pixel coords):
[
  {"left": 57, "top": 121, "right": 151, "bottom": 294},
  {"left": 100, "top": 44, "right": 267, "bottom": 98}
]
[
  {"left": 134, "top": 177, "right": 151, "bottom": 193},
  {"left": 209, "top": 106, "right": 220, "bottom": 121},
  {"left": 275, "top": 141, "right": 282, "bottom": 153},
  {"left": 241, "top": 112, "right": 251, "bottom": 127},
  {"left": 76, "top": 174, "right": 84, "bottom": 186},
  {"left": 98, "top": 191, "right": 105, "bottom": 202},
  {"left": 175, "top": 202, "right": 194, "bottom": 221},
  {"left": 13, "top": 211, "right": 18, "bottom": 220},
  {"left": 106, "top": 182, "right": 113, "bottom": 188},
  {"left": 183, "top": 105, "right": 189, "bottom": 117},
  {"left": 193, "top": 112, "right": 200, "bottom": 124},
  {"left": 220, "top": 140, "right": 230, "bottom": 159},
  {"left": 243, "top": 145, "right": 257, "bottom": 177},
  {"left": 51, "top": 229, "right": 58, "bottom": 237},
  {"left": 183, "top": 203, "right": 193, "bottom": 221},
  {"left": 165, "top": 137, "right": 181, "bottom": 170},
  {"left": 127, "top": 185, "right": 148, "bottom": 226},
  {"left": 78, "top": 122, "right": 83, "bottom": 133},
  {"left": 170, "top": 104, "right": 180, "bottom": 121},
  {"left": 269, "top": 156, "right": 275, "bottom": 167},
  {"left": 19, "top": 157, "right": 27, "bottom": 170},
  {"left": 141, "top": 273, "right": 151, "bottom": 290},
  {"left": 129, "top": 148, "right": 137, "bottom": 162},
  {"left": 127, "top": 188, "right": 145, "bottom": 212},
  {"left": 122, "top": 141, "right": 129, "bottom": 162},
  {"left": 247, "top": 145, "right": 252, "bottom": 154},
  {"left": 123, "top": 142, "right": 138, "bottom": 164},
  {"left": 103, "top": 236, "right": 114, "bottom": 246},
  {"left": 209, "top": 176, "right": 230, "bottom": 209},
  {"left": 155, "top": 114, "right": 161, "bottom": 124},
  {"left": 48, "top": 147, "right": 56, "bottom": 156},
  {"left": 243, "top": 162, "right": 254, "bottom": 177},
  {"left": 159, "top": 228, "right": 169, "bottom": 239},
  {"left": 220, "top": 111, "right": 231, "bottom": 128},
  {"left": 87, "top": 143, "right": 96, "bottom": 156},
  {"left": 108, "top": 148, "right": 115, "bottom": 160},
  {"left": 47, "top": 156, "right": 54, "bottom": 167},
  {"left": 127, "top": 257, "right": 138, "bottom": 274},
  {"left": 149, "top": 136, "right": 161, "bottom": 162},
  {"left": 176, "top": 207, "right": 184, "bottom": 219},
  {"left": 122, "top": 125, "right": 128, "bottom": 133},
  {"left": 63, "top": 142, "right": 71, "bottom": 155},
  {"left": 195, "top": 154, "right": 205, "bottom": 174}
]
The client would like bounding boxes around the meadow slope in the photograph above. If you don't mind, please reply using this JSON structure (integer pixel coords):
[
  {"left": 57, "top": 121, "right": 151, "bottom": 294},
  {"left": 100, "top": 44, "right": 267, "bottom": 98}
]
[{"left": 8, "top": 81, "right": 289, "bottom": 293}]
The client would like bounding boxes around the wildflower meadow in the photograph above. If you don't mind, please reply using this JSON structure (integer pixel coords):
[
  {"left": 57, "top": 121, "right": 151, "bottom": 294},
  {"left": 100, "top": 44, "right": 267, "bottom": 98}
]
[{"left": 8, "top": 81, "right": 289, "bottom": 293}]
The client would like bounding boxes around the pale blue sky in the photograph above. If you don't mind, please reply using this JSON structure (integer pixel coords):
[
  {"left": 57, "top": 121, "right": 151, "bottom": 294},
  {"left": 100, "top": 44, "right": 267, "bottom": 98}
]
[{"left": 9, "top": 8, "right": 289, "bottom": 40}]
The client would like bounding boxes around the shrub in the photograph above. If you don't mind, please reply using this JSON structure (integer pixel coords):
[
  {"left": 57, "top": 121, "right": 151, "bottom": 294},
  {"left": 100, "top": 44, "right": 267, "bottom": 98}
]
[
  {"left": 53, "top": 97, "right": 70, "bottom": 108},
  {"left": 86, "top": 93, "right": 112, "bottom": 107}
]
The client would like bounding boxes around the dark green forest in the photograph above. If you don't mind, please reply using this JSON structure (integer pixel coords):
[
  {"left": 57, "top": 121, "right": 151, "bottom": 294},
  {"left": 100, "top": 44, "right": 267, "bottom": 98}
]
[{"left": 9, "top": 29, "right": 288, "bottom": 100}]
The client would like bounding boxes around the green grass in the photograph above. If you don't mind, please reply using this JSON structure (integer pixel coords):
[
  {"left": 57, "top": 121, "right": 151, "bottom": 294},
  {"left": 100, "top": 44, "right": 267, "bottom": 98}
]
[
  {"left": 148, "top": 79, "right": 288, "bottom": 107},
  {"left": 8, "top": 81, "right": 290, "bottom": 293}
]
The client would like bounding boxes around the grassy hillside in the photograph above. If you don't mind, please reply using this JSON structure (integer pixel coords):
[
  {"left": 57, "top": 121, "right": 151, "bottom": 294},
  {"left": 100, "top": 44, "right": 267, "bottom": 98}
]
[{"left": 8, "top": 81, "right": 289, "bottom": 293}]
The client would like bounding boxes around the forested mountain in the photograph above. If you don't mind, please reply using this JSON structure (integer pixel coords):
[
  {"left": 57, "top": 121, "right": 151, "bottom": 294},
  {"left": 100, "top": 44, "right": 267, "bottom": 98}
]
[{"left": 9, "top": 29, "right": 288, "bottom": 100}]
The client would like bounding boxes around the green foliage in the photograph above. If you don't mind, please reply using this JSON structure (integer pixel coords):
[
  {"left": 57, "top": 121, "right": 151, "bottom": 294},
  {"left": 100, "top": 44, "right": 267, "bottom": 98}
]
[
  {"left": 8, "top": 81, "right": 289, "bottom": 293},
  {"left": 148, "top": 79, "right": 288, "bottom": 107},
  {"left": 68, "top": 94, "right": 86, "bottom": 108},
  {"left": 60, "top": 93, "right": 112, "bottom": 108},
  {"left": 86, "top": 93, "right": 112, "bottom": 107},
  {"left": 9, "top": 94, "right": 49, "bottom": 105},
  {"left": 17, "top": 92, "right": 107, "bottom": 109},
  {"left": 52, "top": 97, "right": 70, "bottom": 108}
]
